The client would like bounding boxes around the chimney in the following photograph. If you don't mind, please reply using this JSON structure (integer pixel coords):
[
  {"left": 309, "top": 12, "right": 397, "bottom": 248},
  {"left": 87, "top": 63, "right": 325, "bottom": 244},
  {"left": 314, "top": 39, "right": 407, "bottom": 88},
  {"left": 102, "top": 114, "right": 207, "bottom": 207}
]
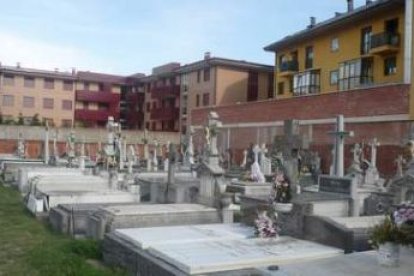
[
  {"left": 347, "top": 0, "right": 354, "bottom": 12},
  {"left": 54, "top": 68, "right": 59, "bottom": 72},
  {"left": 204, "top": 52, "right": 211, "bottom": 60},
  {"left": 310, "top": 16, "right": 316, "bottom": 27},
  {"left": 366, "top": 0, "right": 373, "bottom": 5},
  {"left": 16, "top": 62, "right": 21, "bottom": 68},
  {"left": 335, "top": 12, "right": 343, "bottom": 17},
  {"left": 71, "top": 67, "right": 76, "bottom": 75}
]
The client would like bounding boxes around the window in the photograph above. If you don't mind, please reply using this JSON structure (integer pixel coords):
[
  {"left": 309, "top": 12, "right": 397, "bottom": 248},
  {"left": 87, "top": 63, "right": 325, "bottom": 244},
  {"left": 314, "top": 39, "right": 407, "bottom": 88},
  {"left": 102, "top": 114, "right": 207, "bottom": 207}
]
[
  {"left": 277, "top": 82, "right": 285, "bottom": 95},
  {"left": 3, "top": 74, "right": 15, "bottom": 86},
  {"left": 197, "top": 70, "right": 201, "bottom": 83},
  {"left": 63, "top": 80, "right": 73, "bottom": 91},
  {"left": 62, "top": 100, "right": 72, "bottom": 110},
  {"left": 305, "top": 46, "right": 314, "bottom": 69},
  {"left": 293, "top": 70, "right": 320, "bottom": 96},
  {"left": 44, "top": 78, "right": 54, "bottom": 89},
  {"left": 330, "top": 70, "right": 339, "bottom": 85},
  {"left": 338, "top": 58, "right": 373, "bottom": 90},
  {"left": 43, "top": 118, "right": 54, "bottom": 127},
  {"left": 83, "top": 102, "right": 89, "bottom": 109},
  {"left": 331, "top": 38, "right": 339, "bottom": 52},
  {"left": 196, "top": 94, "right": 200, "bottom": 107},
  {"left": 43, "top": 98, "right": 54, "bottom": 109},
  {"left": 384, "top": 56, "right": 397, "bottom": 75},
  {"left": 98, "top": 103, "right": 109, "bottom": 111},
  {"left": 247, "top": 71, "right": 259, "bottom": 102},
  {"left": 203, "top": 68, "right": 210, "bottom": 82},
  {"left": 23, "top": 96, "right": 35, "bottom": 108},
  {"left": 267, "top": 73, "right": 274, "bottom": 99},
  {"left": 84, "top": 82, "right": 90, "bottom": 90},
  {"left": 152, "top": 102, "right": 157, "bottom": 110},
  {"left": 202, "top": 93, "right": 210, "bottom": 106},
  {"left": 61, "top": 120, "right": 72, "bottom": 128},
  {"left": 145, "top": 122, "right": 150, "bottom": 130},
  {"left": 24, "top": 77, "right": 35, "bottom": 88},
  {"left": 2, "top": 95, "right": 14, "bottom": 106},
  {"left": 361, "top": 26, "right": 372, "bottom": 55},
  {"left": 151, "top": 122, "right": 156, "bottom": 131}
]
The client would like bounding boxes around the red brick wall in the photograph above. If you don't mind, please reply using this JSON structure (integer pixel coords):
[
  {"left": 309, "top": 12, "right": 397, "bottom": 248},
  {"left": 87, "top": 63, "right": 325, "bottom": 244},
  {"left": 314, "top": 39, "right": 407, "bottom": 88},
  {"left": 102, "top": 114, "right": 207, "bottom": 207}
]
[{"left": 191, "top": 84, "right": 410, "bottom": 125}]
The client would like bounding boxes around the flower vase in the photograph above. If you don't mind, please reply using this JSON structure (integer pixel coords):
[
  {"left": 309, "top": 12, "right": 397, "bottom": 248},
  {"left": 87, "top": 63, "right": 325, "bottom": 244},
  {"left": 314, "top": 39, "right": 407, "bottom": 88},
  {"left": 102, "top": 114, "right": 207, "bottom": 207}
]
[{"left": 377, "top": 242, "right": 400, "bottom": 267}]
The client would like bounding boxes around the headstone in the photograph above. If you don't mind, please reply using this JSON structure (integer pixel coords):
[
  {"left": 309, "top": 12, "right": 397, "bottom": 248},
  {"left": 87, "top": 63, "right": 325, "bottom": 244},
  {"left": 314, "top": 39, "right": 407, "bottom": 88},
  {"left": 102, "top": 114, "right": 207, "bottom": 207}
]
[
  {"left": 251, "top": 145, "right": 265, "bottom": 183},
  {"left": 66, "top": 130, "right": 76, "bottom": 167},
  {"left": 153, "top": 139, "right": 159, "bottom": 172},
  {"left": 241, "top": 149, "right": 247, "bottom": 168},
  {"left": 17, "top": 132, "right": 26, "bottom": 159},
  {"left": 260, "top": 143, "right": 272, "bottom": 176}
]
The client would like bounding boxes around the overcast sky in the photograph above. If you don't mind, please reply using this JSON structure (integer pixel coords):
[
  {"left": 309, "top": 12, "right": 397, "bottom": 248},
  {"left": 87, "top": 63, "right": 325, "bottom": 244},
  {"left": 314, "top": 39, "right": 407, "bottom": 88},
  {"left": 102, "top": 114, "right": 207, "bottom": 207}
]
[{"left": 0, "top": 0, "right": 368, "bottom": 75}]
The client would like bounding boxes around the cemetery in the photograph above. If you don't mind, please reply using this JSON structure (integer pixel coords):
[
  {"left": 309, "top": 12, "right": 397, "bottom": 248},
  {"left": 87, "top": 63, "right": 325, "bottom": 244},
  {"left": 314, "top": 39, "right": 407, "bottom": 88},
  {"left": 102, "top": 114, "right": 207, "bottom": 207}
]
[{"left": 0, "top": 113, "right": 413, "bottom": 275}]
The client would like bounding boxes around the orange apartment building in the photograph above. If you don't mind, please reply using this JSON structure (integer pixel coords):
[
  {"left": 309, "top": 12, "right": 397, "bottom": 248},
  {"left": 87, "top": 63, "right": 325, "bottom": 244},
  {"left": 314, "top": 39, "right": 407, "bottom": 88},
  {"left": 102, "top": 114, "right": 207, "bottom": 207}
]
[
  {"left": 0, "top": 63, "right": 76, "bottom": 127},
  {"left": 177, "top": 53, "right": 274, "bottom": 139}
]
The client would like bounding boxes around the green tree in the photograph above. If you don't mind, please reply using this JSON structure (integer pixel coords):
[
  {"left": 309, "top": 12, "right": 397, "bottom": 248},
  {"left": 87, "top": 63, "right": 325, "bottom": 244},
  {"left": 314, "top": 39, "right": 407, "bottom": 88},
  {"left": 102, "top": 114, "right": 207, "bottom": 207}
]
[
  {"left": 17, "top": 113, "right": 24, "bottom": 125},
  {"left": 31, "top": 114, "right": 41, "bottom": 126}
]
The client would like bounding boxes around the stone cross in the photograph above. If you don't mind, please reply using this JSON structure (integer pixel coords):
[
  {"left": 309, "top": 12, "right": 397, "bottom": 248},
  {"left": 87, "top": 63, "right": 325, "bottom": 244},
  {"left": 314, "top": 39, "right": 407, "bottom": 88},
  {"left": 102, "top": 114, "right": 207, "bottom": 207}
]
[
  {"left": 187, "top": 127, "right": 195, "bottom": 166},
  {"left": 329, "top": 115, "right": 354, "bottom": 177},
  {"left": 44, "top": 121, "right": 50, "bottom": 164},
  {"left": 153, "top": 139, "right": 159, "bottom": 171},
  {"left": 369, "top": 138, "right": 380, "bottom": 169},
  {"left": 241, "top": 149, "right": 247, "bottom": 168},
  {"left": 165, "top": 143, "right": 177, "bottom": 202}
]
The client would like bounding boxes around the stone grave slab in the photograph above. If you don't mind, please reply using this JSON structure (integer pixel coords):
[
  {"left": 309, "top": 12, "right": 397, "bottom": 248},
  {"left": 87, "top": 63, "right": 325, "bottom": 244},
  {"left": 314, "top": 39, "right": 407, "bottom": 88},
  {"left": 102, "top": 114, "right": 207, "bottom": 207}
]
[
  {"left": 226, "top": 180, "right": 272, "bottom": 197},
  {"left": 147, "top": 236, "right": 343, "bottom": 275},
  {"left": 2, "top": 161, "right": 45, "bottom": 183},
  {"left": 17, "top": 167, "right": 83, "bottom": 193},
  {"left": 255, "top": 248, "right": 414, "bottom": 276},
  {"left": 115, "top": 223, "right": 253, "bottom": 249},
  {"left": 88, "top": 203, "right": 221, "bottom": 240}
]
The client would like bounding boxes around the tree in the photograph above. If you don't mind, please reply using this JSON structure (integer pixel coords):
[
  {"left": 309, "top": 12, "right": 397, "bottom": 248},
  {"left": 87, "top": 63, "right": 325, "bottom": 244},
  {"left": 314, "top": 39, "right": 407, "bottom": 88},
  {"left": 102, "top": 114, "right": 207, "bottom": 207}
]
[
  {"left": 31, "top": 113, "right": 41, "bottom": 126},
  {"left": 17, "top": 113, "right": 24, "bottom": 125}
]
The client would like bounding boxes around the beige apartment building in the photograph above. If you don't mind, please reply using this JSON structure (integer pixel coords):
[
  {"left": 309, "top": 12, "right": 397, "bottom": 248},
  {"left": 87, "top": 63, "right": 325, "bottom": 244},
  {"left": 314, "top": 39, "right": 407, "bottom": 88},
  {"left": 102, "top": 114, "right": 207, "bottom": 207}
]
[
  {"left": 0, "top": 64, "right": 76, "bottom": 127},
  {"left": 177, "top": 54, "right": 274, "bottom": 137}
]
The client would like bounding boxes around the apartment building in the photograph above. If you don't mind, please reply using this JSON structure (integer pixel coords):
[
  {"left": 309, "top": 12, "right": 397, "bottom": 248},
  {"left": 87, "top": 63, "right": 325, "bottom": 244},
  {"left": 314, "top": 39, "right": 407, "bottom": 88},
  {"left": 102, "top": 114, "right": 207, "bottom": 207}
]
[
  {"left": 265, "top": 0, "right": 405, "bottom": 98},
  {"left": 177, "top": 53, "right": 274, "bottom": 138},
  {"left": 120, "top": 74, "right": 145, "bottom": 130},
  {"left": 74, "top": 71, "right": 125, "bottom": 128},
  {"left": 0, "top": 64, "right": 76, "bottom": 127},
  {"left": 141, "top": 63, "right": 181, "bottom": 132}
]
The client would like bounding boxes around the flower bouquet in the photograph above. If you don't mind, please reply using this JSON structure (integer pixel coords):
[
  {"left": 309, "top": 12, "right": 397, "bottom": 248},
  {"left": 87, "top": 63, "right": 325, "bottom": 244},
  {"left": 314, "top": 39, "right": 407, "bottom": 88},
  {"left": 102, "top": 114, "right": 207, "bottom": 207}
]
[
  {"left": 269, "top": 172, "right": 293, "bottom": 212},
  {"left": 254, "top": 210, "right": 280, "bottom": 239}
]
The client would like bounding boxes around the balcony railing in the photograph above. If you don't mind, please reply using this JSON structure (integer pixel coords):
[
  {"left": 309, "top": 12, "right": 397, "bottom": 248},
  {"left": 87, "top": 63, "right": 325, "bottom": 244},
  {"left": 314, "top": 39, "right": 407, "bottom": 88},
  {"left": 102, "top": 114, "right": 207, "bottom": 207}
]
[
  {"left": 279, "top": 60, "right": 299, "bottom": 72},
  {"left": 150, "top": 107, "right": 179, "bottom": 120},
  {"left": 75, "top": 109, "right": 119, "bottom": 121},
  {"left": 76, "top": 90, "right": 120, "bottom": 104},
  {"left": 370, "top": 32, "right": 400, "bottom": 51},
  {"left": 151, "top": 85, "right": 180, "bottom": 100}
]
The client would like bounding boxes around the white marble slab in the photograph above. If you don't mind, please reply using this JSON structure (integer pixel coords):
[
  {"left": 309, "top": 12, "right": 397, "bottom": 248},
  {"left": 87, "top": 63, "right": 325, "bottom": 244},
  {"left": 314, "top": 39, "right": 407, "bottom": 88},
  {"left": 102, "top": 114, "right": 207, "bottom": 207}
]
[
  {"left": 148, "top": 236, "right": 343, "bottom": 275},
  {"left": 115, "top": 223, "right": 253, "bottom": 249},
  {"left": 329, "top": 216, "right": 384, "bottom": 229},
  {"left": 103, "top": 203, "right": 216, "bottom": 216}
]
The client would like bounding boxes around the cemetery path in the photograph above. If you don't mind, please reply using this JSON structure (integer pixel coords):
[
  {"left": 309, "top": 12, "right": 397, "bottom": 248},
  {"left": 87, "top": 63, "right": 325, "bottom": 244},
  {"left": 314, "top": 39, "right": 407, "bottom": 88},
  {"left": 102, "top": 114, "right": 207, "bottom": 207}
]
[{"left": 0, "top": 184, "right": 126, "bottom": 276}]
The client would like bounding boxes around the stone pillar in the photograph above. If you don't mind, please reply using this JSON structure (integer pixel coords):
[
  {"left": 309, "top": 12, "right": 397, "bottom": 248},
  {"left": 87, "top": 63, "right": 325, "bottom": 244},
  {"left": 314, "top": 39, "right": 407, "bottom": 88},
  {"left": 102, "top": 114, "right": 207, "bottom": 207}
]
[{"left": 44, "top": 124, "right": 49, "bottom": 164}]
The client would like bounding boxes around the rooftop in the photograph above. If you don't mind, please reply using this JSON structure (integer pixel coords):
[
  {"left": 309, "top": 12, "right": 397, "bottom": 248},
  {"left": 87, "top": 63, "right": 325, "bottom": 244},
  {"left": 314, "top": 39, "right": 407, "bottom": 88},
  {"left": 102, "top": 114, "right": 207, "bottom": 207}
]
[
  {"left": 77, "top": 71, "right": 127, "bottom": 84},
  {"left": 0, "top": 64, "right": 76, "bottom": 80},
  {"left": 264, "top": 0, "right": 404, "bottom": 52}
]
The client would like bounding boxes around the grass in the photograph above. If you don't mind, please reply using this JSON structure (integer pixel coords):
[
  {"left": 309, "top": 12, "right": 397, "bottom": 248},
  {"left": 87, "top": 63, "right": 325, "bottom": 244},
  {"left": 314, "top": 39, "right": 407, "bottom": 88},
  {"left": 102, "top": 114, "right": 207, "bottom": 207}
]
[{"left": 0, "top": 184, "right": 127, "bottom": 276}]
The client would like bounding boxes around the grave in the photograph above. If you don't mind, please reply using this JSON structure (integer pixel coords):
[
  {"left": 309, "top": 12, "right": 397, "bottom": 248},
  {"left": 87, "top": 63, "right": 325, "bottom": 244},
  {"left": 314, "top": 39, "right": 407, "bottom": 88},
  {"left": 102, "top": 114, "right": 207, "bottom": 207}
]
[
  {"left": 1, "top": 160, "right": 45, "bottom": 183},
  {"left": 27, "top": 174, "right": 139, "bottom": 214},
  {"left": 88, "top": 203, "right": 222, "bottom": 240},
  {"left": 103, "top": 223, "right": 343, "bottom": 276},
  {"left": 17, "top": 167, "right": 84, "bottom": 193}
]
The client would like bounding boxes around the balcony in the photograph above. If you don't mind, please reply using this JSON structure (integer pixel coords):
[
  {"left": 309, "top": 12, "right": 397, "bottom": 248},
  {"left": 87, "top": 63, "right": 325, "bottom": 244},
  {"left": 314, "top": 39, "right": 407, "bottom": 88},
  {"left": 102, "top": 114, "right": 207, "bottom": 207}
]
[
  {"left": 75, "top": 109, "right": 118, "bottom": 122},
  {"left": 150, "top": 107, "right": 179, "bottom": 120},
  {"left": 279, "top": 60, "right": 298, "bottom": 77},
  {"left": 151, "top": 85, "right": 180, "bottom": 100},
  {"left": 370, "top": 32, "right": 400, "bottom": 55},
  {"left": 76, "top": 90, "right": 120, "bottom": 104}
]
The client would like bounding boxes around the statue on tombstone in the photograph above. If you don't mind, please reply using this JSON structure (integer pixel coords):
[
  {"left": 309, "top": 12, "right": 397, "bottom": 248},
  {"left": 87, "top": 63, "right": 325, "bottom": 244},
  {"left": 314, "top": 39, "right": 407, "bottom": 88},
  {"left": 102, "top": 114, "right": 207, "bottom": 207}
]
[
  {"left": 205, "top": 111, "right": 222, "bottom": 156},
  {"left": 241, "top": 149, "right": 248, "bottom": 168},
  {"left": 66, "top": 130, "right": 76, "bottom": 166},
  {"left": 404, "top": 140, "right": 414, "bottom": 174},
  {"left": 246, "top": 143, "right": 255, "bottom": 170},
  {"left": 260, "top": 144, "right": 272, "bottom": 176},
  {"left": 251, "top": 144, "right": 265, "bottom": 183},
  {"left": 17, "top": 132, "right": 26, "bottom": 159},
  {"left": 310, "top": 152, "right": 321, "bottom": 182},
  {"left": 153, "top": 139, "right": 159, "bottom": 171},
  {"left": 186, "top": 127, "right": 195, "bottom": 166},
  {"left": 395, "top": 155, "right": 404, "bottom": 178},
  {"left": 348, "top": 143, "right": 363, "bottom": 174}
]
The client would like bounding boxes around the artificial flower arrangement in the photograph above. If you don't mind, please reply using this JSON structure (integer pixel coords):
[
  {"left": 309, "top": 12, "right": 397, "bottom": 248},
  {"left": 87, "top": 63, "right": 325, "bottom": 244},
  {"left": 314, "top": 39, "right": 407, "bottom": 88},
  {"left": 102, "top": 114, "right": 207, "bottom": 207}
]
[
  {"left": 370, "top": 204, "right": 414, "bottom": 248},
  {"left": 269, "top": 172, "right": 292, "bottom": 204},
  {"left": 254, "top": 210, "right": 280, "bottom": 239}
]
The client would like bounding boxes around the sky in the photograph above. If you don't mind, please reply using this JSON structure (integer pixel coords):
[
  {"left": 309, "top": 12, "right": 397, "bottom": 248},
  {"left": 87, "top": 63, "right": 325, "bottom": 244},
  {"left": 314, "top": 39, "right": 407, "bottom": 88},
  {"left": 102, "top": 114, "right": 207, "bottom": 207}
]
[{"left": 0, "top": 0, "right": 368, "bottom": 76}]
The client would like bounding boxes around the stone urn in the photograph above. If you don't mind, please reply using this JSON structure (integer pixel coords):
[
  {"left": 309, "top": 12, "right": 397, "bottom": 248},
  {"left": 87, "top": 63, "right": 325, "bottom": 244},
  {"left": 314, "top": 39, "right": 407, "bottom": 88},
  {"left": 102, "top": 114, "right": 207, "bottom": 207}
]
[
  {"left": 273, "top": 203, "right": 293, "bottom": 213},
  {"left": 377, "top": 242, "right": 400, "bottom": 267}
]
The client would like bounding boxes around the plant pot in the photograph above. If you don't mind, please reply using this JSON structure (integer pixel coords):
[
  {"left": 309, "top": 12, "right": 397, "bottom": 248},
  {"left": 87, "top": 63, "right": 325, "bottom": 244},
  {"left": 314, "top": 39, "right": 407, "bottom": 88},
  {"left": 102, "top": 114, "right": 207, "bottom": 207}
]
[
  {"left": 274, "top": 203, "right": 293, "bottom": 213},
  {"left": 377, "top": 242, "right": 400, "bottom": 267}
]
